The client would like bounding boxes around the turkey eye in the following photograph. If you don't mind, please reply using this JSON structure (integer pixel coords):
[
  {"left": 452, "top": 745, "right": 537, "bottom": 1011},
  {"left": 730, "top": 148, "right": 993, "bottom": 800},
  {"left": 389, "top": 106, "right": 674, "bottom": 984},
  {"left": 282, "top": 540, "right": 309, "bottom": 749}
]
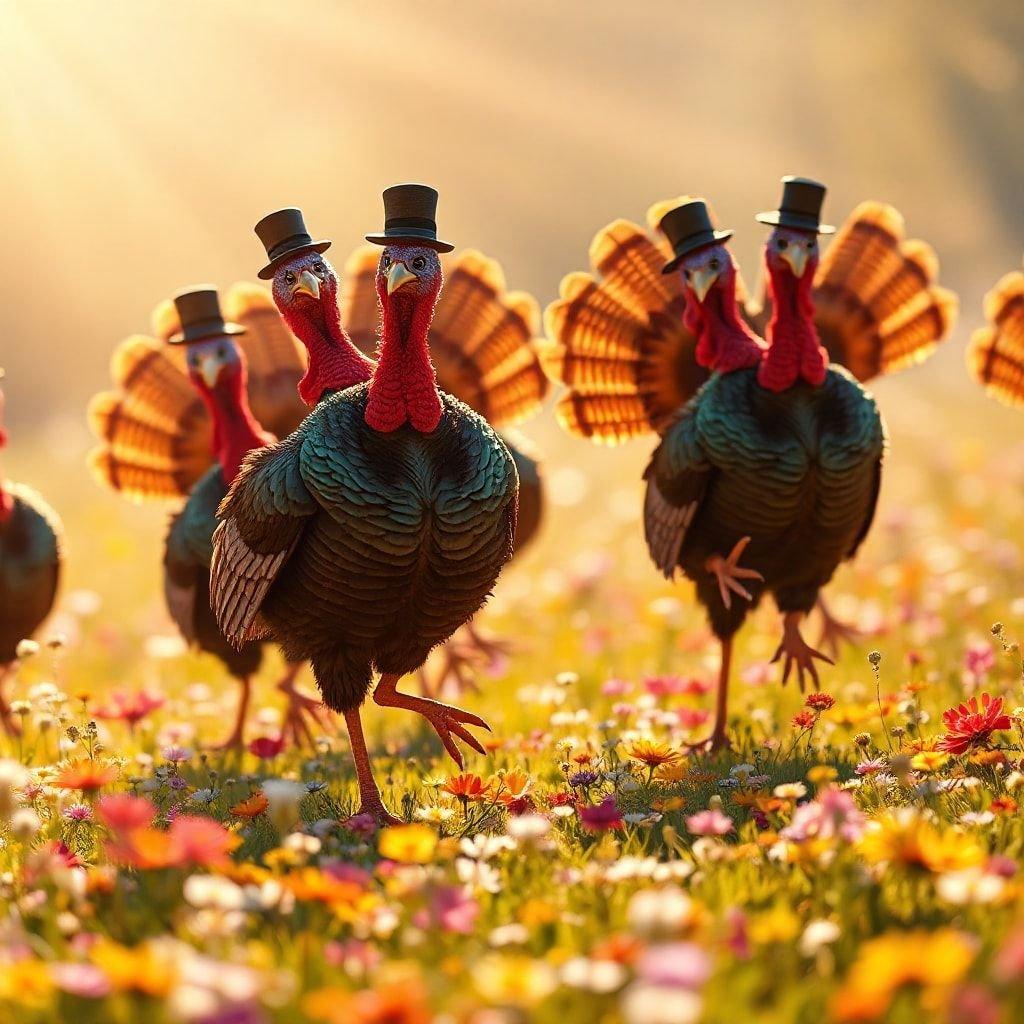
[
  {"left": 777, "top": 238, "right": 788, "bottom": 250},
  {"left": 382, "top": 255, "right": 391, "bottom": 269},
  {"left": 684, "top": 269, "right": 692, "bottom": 279},
  {"left": 807, "top": 239, "right": 816, "bottom": 249},
  {"left": 284, "top": 271, "right": 295, "bottom": 284},
  {"left": 412, "top": 256, "right": 426, "bottom": 271},
  {"left": 709, "top": 258, "right": 720, "bottom": 271},
  {"left": 217, "top": 346, "right": 226, "bottom": 358},
  {"left": 313, "top": 263, "right": 325, "bottom": 276}
]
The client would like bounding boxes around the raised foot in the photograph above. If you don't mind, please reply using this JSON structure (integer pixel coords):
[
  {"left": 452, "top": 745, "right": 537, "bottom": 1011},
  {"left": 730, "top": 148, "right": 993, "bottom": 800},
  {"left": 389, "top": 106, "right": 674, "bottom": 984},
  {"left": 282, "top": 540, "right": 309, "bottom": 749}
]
[
  {"left": 463, "top": 623, "right": 514, "bottom": 669},
  {"left": 773, "top": 613, "right": 834, "bottom": 692},
  {"left": 375, "top": 687, "right": 491, "bottom": 770},
  {"left": 816, "top": 599, "right": 864, "bottom": 660},
  {"left": 280, "top": 679, "right": 332, "bottom": 749},
  {"left": 705, "top": 536, "right": 764, "bottom": 610},
  {"left": 433, "top": 641, "right": 484, "bottom": 697}
]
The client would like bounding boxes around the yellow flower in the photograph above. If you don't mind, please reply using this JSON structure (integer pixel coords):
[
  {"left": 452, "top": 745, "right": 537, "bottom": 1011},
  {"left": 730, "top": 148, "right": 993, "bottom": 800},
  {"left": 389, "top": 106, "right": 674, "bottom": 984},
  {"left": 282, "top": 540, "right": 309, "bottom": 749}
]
[
  {"left": 807, "top": 765, "right": 838, "bottom": 786},
  {"left": 626, "top": 740, "right": 683, "bottom": 769},
  {"left": 378, "top": 823, "right": 438, "bottom": 864},
  {"left": 472, "top": 954, "right": 557, "bottom": 1008},
  {"left": 748, "top": 905, "right": 800, "bottom": 945},
  {"left": 0, "top": 959, "right": 52, "bottom": 1008},
  {"left": 858, "top": 809, "right": 984, "bottom": 874},
  {"left": 518, "top": 898, "right": 560, "bottom": 928},
  {"left": 655, "top": 760, "right": 690, "bottom": 784},
  {"left": 910, "top": 750, "right": 949, "bottom": 773},
  {"left": 90, "top": 939, "right": 177, "bottom": 997},
  {"left": 831, "top": 929, "right": 976, "bottom": 1022}
]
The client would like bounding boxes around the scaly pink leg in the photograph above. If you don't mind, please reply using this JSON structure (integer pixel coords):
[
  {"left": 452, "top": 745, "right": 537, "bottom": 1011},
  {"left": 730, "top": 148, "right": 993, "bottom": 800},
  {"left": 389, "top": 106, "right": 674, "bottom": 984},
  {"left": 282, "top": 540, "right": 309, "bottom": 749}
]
[
  {"left": 343, "top": 707, "right": 402, "bottom": 826},
  {"left": 773, "top": 612, "right": 834, "bottom": 692},
  {"left": 373, "top": 672, "right": 490, "bottom": 770},
  {"left": 705, "top": 536, "right": 764, "bottom": 610},
  {"left": 213, "top": 676, "right": 251, "bottom": 750}
]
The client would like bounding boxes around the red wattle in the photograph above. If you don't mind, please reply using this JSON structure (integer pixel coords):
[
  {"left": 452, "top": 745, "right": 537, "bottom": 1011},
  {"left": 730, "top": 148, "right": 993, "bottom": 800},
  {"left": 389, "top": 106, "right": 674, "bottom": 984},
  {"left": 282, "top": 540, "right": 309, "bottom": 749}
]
[
  {"left": 194, "top": 366, "right": 270, "bottom": 484},
  {"left": 759, "top": 257, "right": 828, "bottom": 392},
  {"left": 685, "top": 268, "right": 763, "bottom": 374}
]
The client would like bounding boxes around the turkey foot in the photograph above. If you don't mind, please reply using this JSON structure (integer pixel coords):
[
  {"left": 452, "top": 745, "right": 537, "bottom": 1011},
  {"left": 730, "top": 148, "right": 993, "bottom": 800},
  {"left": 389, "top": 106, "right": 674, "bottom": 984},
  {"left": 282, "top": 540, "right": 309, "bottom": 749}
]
[
  {"left": 705, "top": 537, "right": 764, "bottom": 609},
  {"left": 0, "top": 666, "right": 21, "bottom": 736},
  {"left": 278, "top": 663, "right": 332, "bottom": 749},
  {"left": 433, "top": 640, "right": 484, "bottom": 697},
  {"left": 211, "top": 677, "right": 251, "bottom": 750},
  {"left": 816, "top": 595, "right": 863, "bottom": 660},
  {"left": 463, "top": 621, "right": 514, "bottom": 669},
  {"left": 772, "top": 612, "right": 834, "bottom": 692},
  {"left": 374, "top": 673, "right": 490, "bottom": 770}
]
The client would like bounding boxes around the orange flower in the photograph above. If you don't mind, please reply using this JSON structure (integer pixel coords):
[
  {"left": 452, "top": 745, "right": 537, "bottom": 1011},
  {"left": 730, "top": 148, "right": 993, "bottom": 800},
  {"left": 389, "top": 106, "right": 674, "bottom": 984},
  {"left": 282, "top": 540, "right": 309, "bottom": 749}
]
[
  {"left": 231, "top": 792, "right": 270, "bottom": 819},
  {"left": 55, "top": 758, "right": 118, "bottom": 792},
  {"left": 106, "top": 815, "right": 240, "bottom": 870},
  {"left": 493, "top": 769, "right": 532, "bottom": 806},
  {"left": 305, "top": 979, "right": 432, "bottom": 1024},
  {"left": 626, "top": 740, "right": 683, "bottom": 769},
  {"left": 442, "top": 773, "right": 493, "bottom": 803}
]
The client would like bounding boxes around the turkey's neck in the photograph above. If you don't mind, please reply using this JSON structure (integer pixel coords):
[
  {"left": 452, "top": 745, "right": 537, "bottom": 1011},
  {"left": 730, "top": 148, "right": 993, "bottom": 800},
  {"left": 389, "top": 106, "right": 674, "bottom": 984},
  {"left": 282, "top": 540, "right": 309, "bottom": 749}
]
[
  {"left": 758, "top": 262, "right": 828, "bottom": 392},
  {"left": 685, "top": 278, "right": 763, "bottom": 374},
  {"left": 365, "top": 294, "right": 442, "bottom": 433},
  {"left": 197, "top": 372, "right": 268, "bottom": 485},
  {"left": 286, "top": 301, "right": 374, "bottom": 407}
]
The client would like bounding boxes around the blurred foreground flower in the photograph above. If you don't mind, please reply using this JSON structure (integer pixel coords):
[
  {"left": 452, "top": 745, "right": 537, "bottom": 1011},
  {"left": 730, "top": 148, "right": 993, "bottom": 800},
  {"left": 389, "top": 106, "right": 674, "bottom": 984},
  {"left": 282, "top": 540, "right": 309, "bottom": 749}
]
[{"left": 378, "top": 824, "right": 438, "bottom": 864}]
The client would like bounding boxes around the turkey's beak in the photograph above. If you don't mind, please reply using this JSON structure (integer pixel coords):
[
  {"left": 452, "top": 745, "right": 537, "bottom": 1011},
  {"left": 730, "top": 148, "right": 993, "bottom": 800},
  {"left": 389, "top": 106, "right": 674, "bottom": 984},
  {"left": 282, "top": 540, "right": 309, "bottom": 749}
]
[
  {"left": 292, "top": 270, "right": 320, "bottom": 301},
  {"left": 689, "top": 266, "right": 719, "bottom": 303},
  {"left": 781, "top": 246, "right": 809, "bottom": 279},
  {"left": 387, "top": 261, "right": 418, "bottom": 295},
  {"left": 197, "top": 353, "right": 224, "bottom": 389}
]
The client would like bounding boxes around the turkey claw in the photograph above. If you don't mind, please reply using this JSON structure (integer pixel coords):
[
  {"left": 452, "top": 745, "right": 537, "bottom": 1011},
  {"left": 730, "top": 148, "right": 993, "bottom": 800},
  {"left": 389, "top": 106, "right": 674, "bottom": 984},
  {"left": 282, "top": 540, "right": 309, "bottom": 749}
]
[
  {"left": 280, "top": 680, "right": 332, "bottom": 749},
  {"left": 705, "top": 536, "right": 764, "bottom": 610},
  {"left": 772, "top": 613, "right": 834, "bottom": 693},
  {"left": 816, "top": 597, "right": 864, "bottom": 660}
]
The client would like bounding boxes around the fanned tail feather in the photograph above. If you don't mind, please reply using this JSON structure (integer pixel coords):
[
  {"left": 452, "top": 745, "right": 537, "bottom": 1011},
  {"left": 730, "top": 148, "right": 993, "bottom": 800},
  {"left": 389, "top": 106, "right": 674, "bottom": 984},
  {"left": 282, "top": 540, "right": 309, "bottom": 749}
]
[
  {"left": 86, "top": 335, "right": 212, "bottom": 501},
  {"left": 967, "top": 269, "right": 1024, "bottom": 407},
  {"left": 539, "top": 205, "right": 705, "bottom": 444},
  {"left": 813, "top": 201, "right": 957, "bottom": 381},
  {"left": 223, "top": 283, "right": 308, "bottom": 439}
]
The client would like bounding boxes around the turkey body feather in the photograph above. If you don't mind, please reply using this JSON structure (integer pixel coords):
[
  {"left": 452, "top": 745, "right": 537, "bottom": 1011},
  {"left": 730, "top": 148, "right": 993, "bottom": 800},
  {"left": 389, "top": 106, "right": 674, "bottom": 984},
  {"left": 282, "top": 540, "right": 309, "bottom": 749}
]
[
  {"left": 213, "top": 382, "right": 518, "bottom": 711},
  {"left": 0, "top": 484, "right": 62, "bottom": 663},
  {"left": 646, "top": 366, "right": 885, "bottom": 639}
]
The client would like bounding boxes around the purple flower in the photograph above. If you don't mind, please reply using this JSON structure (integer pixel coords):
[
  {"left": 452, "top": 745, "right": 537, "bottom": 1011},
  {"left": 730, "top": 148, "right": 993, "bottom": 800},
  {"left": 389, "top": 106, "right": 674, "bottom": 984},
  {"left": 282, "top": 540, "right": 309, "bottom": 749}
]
[
  {"left": 63, "top": 803, "right": 93, "bottom": 822},
  {"left": 569, "top": 770, "right": 599, "bottom": 789}
]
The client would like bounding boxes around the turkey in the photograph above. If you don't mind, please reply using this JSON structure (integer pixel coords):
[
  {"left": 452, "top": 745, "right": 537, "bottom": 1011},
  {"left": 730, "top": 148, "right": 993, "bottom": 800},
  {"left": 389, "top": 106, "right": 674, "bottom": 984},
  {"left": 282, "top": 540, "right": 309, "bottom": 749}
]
[
  {"left": 0, "top": 370, "right": 63, "bottom": 734},
  {"left": 87, "top": 285, "right": 328, "bottom": 748},
  {"left": 340, "top": 242, "right": 547, "bottom": 684},
  {"left": 541, "top": 183, "right": 955, "bottom": 751},
  {"left": 254, "top": 207, "right": 545, "bottom": 691},
  {"left": 212, "top": 183, "right": 518, "bottom": 823},
  {"left": 967, "top": 257, "right": 1024, "bottom": 408}
]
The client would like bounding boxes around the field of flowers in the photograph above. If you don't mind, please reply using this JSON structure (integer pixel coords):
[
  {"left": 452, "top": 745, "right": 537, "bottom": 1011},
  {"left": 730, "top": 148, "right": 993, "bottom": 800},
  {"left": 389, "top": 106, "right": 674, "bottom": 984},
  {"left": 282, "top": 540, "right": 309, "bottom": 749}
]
[{"left": 4, "top": 391, "right": 1024, "bottom": 1024}]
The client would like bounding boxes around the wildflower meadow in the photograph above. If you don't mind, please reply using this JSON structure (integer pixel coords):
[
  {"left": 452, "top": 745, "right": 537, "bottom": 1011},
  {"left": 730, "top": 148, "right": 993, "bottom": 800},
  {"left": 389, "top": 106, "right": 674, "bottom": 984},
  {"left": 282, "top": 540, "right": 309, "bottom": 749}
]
[{"left": 2, "top": 393, "right": 1024, "bottom": 1024}]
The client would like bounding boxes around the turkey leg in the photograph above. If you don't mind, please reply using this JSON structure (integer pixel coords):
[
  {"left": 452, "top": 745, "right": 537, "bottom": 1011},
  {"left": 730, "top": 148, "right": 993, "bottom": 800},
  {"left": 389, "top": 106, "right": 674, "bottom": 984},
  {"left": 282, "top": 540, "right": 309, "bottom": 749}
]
[
  {"left": 213, "top": 676, "right": 251, "bottom": 750},
  {"left": 343, "top": 707, "right": 402, "bottom": 826},
  {"left": 688, "top": 640, "right": 732, "bottom": 754},
  {"left": 816, "top": 594, "right": 863, "bottom": 659},
  {"left": 373, "top": 672, "right": 490, "bottom": 770},
  {"left": 773, "top": 612, "right": 834, "bottom": 692}
]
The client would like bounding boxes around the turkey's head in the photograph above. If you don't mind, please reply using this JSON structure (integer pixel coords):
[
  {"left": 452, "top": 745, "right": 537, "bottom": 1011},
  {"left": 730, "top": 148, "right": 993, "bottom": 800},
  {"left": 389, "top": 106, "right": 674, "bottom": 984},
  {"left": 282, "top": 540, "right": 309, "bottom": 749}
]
[
  {"left": 271, "top": 250, "right": 341, "bottom": 341},
  {"left": 677, "top": 243, "right": 736, "bottom": 306},
  {"left": 764, "top": 227, "right": 819, "bottom": 281},
  {"left": 376, "top": 244, "right": 443, "bottom": 320},
  {"left": 184, "top": 335, "right": 246, "bottom": 399}
]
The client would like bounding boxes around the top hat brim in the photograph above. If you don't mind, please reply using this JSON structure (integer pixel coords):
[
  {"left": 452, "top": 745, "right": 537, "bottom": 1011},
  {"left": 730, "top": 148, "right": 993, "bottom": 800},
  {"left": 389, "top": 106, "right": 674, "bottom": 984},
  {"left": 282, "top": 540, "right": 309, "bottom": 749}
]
[
  {"left": 168, "top": 322, "right": 247, "bottom": 346},
  {"left": 257, "top": 239, "right": 332, "bottom": 280},
  {"left": 755, "top": 210, "right": 835, "bottom": 234},
  {"left": 365, "top": 229, "right": 455, "bottom": 254},
  {"left": 661, "top": 229, "right": 733, "bottom": 274}
]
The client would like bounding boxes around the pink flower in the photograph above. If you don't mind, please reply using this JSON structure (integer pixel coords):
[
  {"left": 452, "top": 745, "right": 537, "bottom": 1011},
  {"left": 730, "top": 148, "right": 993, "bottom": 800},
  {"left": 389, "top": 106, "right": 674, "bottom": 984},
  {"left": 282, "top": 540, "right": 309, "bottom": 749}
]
[
  {"left": 643, "top": 675, "right": 710, "bottom": 698},
  {"left": 602, "top": 678, "right": 632, "bottom": 697},
  {"left": 855, "top": 758, "right": 887, "bottom": 776},
  {"left": 50, "top": 962, "right": 111, "bottom": 999},
  {"left": 963, "top": 642, "right": 996, "bottom": 685},
  {"left": 636, "top": 943, "right": 711, "bottom": 989},
  {"left": 428, "top": 885, "right": 480, "bottom": 934},
  {"left": 686, "top": 809, "right": 733, "bottom": 836},
  {"left": 937, "top": 693, "right": 1011, "bottom": 755},
  {"left": 248, "top": 734, "right": 285, "bottom": 759},
  {"left": 580, "top": 797, "right": 623, "bottom": 831},
  {"left": 97, "top": 794, "right": 157, "bottom": 834},
  {"left": 780, "top": 787, "right": 865, "bottom": 843},
  {"left": 676, "top": 707, "right": 710, "bottom": 730},
  {"left": 63, "top": 803, "right": 93, "bottom": 822},
  {"left": 94, "top": 689, "right": 165, "bottom": 726}
]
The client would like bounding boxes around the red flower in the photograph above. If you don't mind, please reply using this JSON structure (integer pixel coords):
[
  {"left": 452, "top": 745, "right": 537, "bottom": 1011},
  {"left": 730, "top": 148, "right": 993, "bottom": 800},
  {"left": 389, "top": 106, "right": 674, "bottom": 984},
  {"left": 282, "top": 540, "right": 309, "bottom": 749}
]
[
  {"left": 791, "top": 710, "right": 816, "bottom": 730},
  {"left": 94, "top": 689, "right": 165, "bottom": 726},
  {"left": 579, "top": 797, "right": 623, "bottom": 832},
  {"left": 97, "top": 794, "right": 157, "bottom": 833},
  {"left": 937, "top": 693, "right": 1012, "bottom": 755},
  {"left": 805, "top": 692, "right": 835, "bottom": 711},
  {"left": 248, "top": 733, "right": 285, "bottom": 759}
]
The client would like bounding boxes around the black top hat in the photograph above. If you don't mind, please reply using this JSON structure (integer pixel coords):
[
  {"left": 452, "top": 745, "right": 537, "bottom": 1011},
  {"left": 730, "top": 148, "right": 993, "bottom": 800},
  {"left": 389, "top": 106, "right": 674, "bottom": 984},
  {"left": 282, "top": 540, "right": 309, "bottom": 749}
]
[
  {"left": 168, "top": 287, "right": 246, "bottom": 345},
  {"left": 254, "top": 208, "right": 332, "bottom": 280},
  {"left": 365, "top": 183, "right": 454, "bottom": 253},
  {"left": 659, "top": 199, "right": 733, "bottom": 274},
  {"left": 755, "top": 176, "right": 835, "bottom": 234}
]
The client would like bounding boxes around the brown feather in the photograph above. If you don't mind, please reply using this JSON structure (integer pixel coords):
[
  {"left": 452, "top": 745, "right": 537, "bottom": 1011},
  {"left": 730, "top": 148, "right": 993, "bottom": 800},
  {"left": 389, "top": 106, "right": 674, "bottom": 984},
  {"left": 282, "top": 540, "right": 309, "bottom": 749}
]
[
  {"left": 539, "top": 208, "right": 706, "bottom": 444},
  {"left": 968, "top": 269, "right": 1024, "bottom": 407},
  {"left": 813, "top": 201, "right": 957, "bottom": 381}
]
